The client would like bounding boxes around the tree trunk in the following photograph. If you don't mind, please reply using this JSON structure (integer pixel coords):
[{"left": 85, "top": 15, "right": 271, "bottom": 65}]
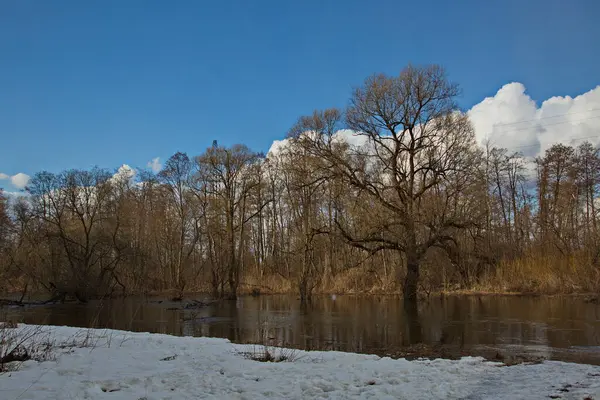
[
  {"left": 403, "top": 252, "right": 420, "bottom": 302},
  {"left": 403, "top": 298, "right": 422, "bottom": 344}
]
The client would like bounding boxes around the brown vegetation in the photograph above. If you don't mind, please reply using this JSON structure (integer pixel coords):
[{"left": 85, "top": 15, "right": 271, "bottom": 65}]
[{"left": 0, "top": 64, "right": 599, "bottom": 303}]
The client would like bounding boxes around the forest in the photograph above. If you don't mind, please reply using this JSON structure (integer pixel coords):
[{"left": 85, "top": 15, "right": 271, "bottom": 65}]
[{"left": 1, "top": 64, "right": 599, "bottom": 304}]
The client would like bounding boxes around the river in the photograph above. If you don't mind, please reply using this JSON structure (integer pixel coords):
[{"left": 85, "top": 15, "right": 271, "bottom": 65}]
[{"left": 3, "top": 294, "right": 600, "bottom": 364}]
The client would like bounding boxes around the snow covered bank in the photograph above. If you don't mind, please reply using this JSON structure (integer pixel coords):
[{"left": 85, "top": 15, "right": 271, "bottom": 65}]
[{"left": 1, "top": 325, "right": 600, "bottom": 399}]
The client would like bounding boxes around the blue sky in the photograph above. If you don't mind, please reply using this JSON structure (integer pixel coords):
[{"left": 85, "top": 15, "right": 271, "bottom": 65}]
[{"left": 1, "top": 0, "right": 599, "bottom": 190}]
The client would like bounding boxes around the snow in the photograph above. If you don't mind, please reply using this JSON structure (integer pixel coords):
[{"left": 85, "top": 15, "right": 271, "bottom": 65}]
[{"left": 2, "top": 325, "right": 600, "bottom": 400}]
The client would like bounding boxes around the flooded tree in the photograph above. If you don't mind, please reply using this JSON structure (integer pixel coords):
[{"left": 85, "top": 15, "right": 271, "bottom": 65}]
[{"left": 294, "top": 65, "right": 481, "bottom": 302}]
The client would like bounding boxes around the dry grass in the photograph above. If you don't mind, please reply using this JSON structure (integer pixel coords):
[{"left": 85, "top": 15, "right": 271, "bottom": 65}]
[
  {"left": 0, "top": 323, "right": 54, "bottom": 372},
  {"left": 238, "top": 344, "right": 301, "bottom": 363},
  {"left": 234, "top": 313, "right": 303, "bottom": 362},
  {"left": 36, "top": 249, "right": 600, "bottom": 301},
  {"left": 324, "top": 267, "right": 399, "bottom": 295},
  {"left": 476, "top": 252, "right": 600, "bottom": 295},
  {"left": 239, "top": 274, "right": 294, "bottom": 295},
  {"left": 0, "top": 318, "right": 123, "bottom": 373}
]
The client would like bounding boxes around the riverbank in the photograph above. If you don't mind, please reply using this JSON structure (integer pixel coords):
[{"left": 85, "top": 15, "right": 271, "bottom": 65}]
[
  {"left": 1, "top": 324, "right": 600, "bottom": 399},
  {"left": 4, "top": 269, "right": 600, "bottom": 302}
]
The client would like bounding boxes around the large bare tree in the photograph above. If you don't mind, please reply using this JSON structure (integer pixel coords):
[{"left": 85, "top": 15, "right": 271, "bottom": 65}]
[{"left": 293, "top": 65, "right": 481, "bottom": 301}]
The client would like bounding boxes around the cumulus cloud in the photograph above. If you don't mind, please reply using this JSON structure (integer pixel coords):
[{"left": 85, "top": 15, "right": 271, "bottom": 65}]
[
  {"left": 11, "top": 173, "right": 30, "bottom": 189},
  {"left": 111, "top": 164, "right": 136, "bottom": 185},
  {"left": 267, "top": 130, "right": 370, "bottom": 160},
  {"left": 468, "top": 83, "right": 600, "bottom": 157},
  {"left": 267, "top": 139, "right": 291, "bottom": 157},
  {"left": 332, "top": 129, "right": 369, "bottom": 148},
  {"left": 147, "top": 157, "right": 162, "bottom": 173},
  {"left": 266, "top": 83, "right": 600, "bottom": 163},
  {"left": 0, "top": 172, "right": 30, "bottom": 189}
]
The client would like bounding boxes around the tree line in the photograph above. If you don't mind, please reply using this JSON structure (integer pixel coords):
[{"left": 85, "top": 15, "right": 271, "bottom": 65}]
[{"left": 1, "top": 64, "right": 599, "bottom": 304}]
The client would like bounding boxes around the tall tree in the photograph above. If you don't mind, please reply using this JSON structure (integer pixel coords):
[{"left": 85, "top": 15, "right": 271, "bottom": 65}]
[
  {"left": 158, "top": 152, "right": 204, "bottom": 295},
  {"left": 0, "top": 189, "right": 12, "bottom": 291},
  {"left": 275, "top": 138, "right": 330, "bottom": 303},
  {"left": 0, "top": 189, "right": 10, "bottom": 244},
  {"left": 294, "top": 65, "right": 481, "bottom": 302},
  {"left": 27, "top": 168, "right": 121, "bottom": 301},
  {"left": 196, "top": 144, "right": 265, "bottom": 298},
  {"left": 536, "top": 144, "right": 578, "bottom": 254}
]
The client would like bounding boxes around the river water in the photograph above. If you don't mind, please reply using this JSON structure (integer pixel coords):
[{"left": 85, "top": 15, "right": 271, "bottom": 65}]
[{"left": 3, "top": 294, "right": 600, "bottom": 364}]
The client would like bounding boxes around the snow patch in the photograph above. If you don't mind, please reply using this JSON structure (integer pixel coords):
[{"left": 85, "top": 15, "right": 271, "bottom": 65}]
[{"left": 1, "top": 325, "right": 600, "bottom": 399}]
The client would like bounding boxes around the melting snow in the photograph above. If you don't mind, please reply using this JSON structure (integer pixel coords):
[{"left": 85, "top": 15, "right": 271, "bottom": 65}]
[{"left": 1, "top": 325, "right": 600, "bottom": 399}]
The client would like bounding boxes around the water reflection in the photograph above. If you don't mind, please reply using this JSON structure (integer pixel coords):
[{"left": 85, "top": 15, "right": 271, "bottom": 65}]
[{"left": 4, "top": 294, "right": 600, "bottom": 363}]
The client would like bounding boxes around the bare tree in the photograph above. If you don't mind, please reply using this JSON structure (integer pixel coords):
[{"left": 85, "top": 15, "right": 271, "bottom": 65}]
[
  {"left": 274, "top": 138, "right": 330, "bottom": 303},
  {"left": 27, "top": 168, "right": 122, "bottom": 301},
  {"left": 196, "top": 144, "right": 267, "bottom": 298},
  {"left": 158, "top": 152, "right": 204, "bottom": 296},
  {"left": 0, "top": 189, "right": 10, "bottom": 248},
  {"left": 576, "top": 142, "right": 600, "bottom": 248},
  {"left": 536, "top": 144, "right": 579, "bottom": 254},
  {"left": 294, "top": 65, "right": 481, "bottom": 302},
  {"left": 0, "top": 189, "right": 13, "bottom": 292}
]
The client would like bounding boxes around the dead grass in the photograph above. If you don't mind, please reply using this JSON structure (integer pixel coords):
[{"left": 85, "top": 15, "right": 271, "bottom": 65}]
[
  {"left": 23, "top": 250, "right": 600, "bottom": 301},
  {"left": 323, "top": 267, "right": 399, "bottom": 295},
  {"left": 238, "top": 274, "right": 294, "bottom": 295},
  {"left": 234, "top": 313, "right": 304, "bottom": 363},
  {"left": 476, "top": 252, "right": 600, "bottom": 295},
  {"left": 1, "top": 323, "right": 54, "bottom": 372},
  {"left": 238, "top": 344, "right": 301, "bottom": 362},
  {"left": 242, "top": 268, "right": 400, "bottom": 296},
  {"left": 0, "top": 319, "right": 124, "bottom": 373}
]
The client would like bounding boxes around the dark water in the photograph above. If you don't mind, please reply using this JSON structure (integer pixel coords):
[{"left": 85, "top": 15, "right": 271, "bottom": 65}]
[{"left": 3, "top": 294, "right": 600, "bottom": 364}]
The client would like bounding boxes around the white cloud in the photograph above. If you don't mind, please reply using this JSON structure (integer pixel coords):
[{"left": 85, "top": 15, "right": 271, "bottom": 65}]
[
  {"left": 1, "top": 172, "right": 31, "bottom": 189},
  {"left": 111, "top": 164, "right": 136, "bottom": 185},
  {"left": 267, "top": 139, "right": 291, "bottom": 157},
  {"left": 267, "top": 130, "right": 370, "bottom": 160},
  {"left": 267, "top": 84, "right": 600, "bottom": 162},
  {"left": 147, "top": 157, "right": 162, "bottom": 173},
  {"left": 1, "top": 172, "right": 30, "bottom": 189},
  {"left": 332, "top": 129, "right": 369, "bottom": 148},
  {"left": 468, "top": 83, "right": 600, "bottom": 157}
]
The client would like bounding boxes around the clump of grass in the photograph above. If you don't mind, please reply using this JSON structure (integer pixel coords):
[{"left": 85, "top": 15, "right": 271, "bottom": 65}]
[
  {"left": 0, "top": 321, "right": 121, "bottom": 373},
  {"left": 239, "top": 274, "right": 293, "bottom": 295},
  {"left": 324, "top": 266, "right": 398, "bottom": 295},
  {"left": 235, "top": 314, "right": 303, "bottom": 362},
  {"left": 0, "top": 321, "right": 18, "bottom": 329},
  {"left": 0, "top": 324, "right": 53, "bottom": 372},
  {"left": 238, "top": 344, "right": 301, "bottom": 362}
]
